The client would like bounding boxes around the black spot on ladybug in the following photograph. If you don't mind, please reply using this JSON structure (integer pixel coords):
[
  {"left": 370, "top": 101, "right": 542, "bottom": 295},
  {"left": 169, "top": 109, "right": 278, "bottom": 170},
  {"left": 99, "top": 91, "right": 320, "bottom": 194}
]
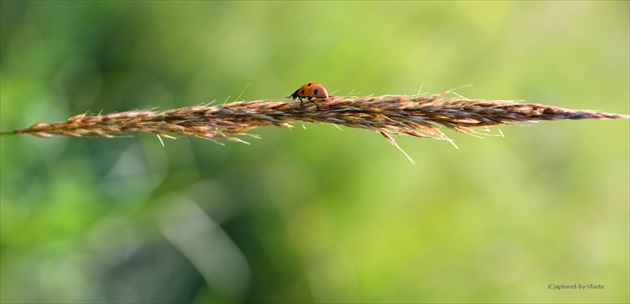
[
  {"left": 301, "top": 90, "right": 305, "bottom": 94},
  {"left": 313, "top": 89, "right": 319, "bottom": 94},
  {"left": 307, "top": 83, "right": 312, "bottom": 86}
]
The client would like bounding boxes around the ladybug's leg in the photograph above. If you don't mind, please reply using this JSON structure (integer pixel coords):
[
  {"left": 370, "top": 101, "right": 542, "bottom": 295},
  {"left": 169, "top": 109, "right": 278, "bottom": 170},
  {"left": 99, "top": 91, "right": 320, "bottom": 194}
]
[
  {"left": 298, "top": 97, "right": 304, "bottom": 108},
  {"left": 307, "top": 97, "right": 319, "bottom": 109}
]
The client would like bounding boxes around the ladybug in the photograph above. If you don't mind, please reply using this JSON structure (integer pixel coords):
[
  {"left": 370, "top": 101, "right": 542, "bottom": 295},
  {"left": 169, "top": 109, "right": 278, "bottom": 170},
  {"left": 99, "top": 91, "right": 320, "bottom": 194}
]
[{"left": 287, "top": 82, "right": 329, "bottom": 107}]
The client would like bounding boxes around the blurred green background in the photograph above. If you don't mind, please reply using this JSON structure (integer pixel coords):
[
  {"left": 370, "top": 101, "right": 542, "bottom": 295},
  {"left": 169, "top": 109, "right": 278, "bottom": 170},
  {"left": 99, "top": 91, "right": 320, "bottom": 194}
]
[{"left": 1, "top": 1, "right": 628, "bottom": 303}]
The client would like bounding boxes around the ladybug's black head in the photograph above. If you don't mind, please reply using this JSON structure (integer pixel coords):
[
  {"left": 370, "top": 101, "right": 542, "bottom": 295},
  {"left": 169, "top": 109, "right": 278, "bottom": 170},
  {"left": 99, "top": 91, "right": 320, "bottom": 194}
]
[{"left": 287, "top": 89, "right": 300, "bottom": 100}]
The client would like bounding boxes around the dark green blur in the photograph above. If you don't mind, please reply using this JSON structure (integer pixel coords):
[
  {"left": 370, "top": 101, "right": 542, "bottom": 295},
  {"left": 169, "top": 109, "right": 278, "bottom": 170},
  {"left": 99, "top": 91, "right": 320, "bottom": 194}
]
[{"left": 1, "top": 1, "right": 628, "bottom": 303}]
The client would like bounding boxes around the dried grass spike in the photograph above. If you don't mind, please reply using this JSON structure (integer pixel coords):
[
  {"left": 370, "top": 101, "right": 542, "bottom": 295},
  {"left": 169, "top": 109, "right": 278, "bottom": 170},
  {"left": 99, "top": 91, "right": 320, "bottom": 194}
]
[{"left": 1, "top": 92, "right": 627, "bottom": 162}]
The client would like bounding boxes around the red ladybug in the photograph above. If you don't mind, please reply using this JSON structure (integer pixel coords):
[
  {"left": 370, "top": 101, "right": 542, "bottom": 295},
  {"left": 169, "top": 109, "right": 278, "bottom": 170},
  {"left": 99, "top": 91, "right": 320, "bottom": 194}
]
[{"left": 287, "top": 82, "right": 329, "bottom": 107}]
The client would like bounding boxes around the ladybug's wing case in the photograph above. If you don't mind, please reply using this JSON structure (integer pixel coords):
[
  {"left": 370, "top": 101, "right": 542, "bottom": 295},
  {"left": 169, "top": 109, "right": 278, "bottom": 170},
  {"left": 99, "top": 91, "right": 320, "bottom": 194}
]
[{"left": 312, "top": 84, "right": 329, "bottom": 98}]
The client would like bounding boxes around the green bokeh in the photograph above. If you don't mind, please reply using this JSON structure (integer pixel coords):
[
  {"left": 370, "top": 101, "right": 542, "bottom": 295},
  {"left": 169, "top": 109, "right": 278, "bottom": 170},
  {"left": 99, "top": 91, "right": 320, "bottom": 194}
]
[{"left": 1, "top": 1, "right": 628, "bottom": 303}]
